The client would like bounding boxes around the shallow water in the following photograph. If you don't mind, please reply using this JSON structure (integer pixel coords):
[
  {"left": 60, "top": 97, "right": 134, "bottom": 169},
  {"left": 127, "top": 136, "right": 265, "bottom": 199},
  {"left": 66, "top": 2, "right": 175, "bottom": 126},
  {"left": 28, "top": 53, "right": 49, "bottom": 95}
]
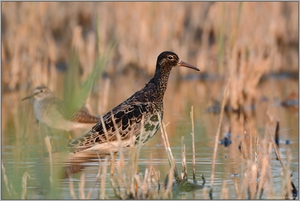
[{"left": 2, "top": 75, "right": 298, "bottom": 199}]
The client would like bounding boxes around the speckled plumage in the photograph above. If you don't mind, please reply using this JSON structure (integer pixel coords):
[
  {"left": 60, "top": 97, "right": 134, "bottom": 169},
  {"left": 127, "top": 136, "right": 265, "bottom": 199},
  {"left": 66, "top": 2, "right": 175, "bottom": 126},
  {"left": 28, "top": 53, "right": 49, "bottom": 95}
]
[{"left": 68, "top": 51, "right": 199, "bottom": 154}]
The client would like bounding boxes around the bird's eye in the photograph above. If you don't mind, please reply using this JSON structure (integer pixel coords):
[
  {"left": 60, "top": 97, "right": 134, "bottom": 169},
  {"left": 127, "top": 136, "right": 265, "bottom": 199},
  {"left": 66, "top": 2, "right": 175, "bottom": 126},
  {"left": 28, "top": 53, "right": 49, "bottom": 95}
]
[{"left": 167, "top": 55, "right": 173, "bottom": 60}]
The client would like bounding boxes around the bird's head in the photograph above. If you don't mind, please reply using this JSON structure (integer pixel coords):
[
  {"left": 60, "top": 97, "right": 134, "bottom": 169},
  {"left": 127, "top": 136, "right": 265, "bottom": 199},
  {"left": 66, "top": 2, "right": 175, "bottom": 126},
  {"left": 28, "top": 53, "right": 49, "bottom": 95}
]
[
  {"left": 22, "top": 85, "right": 53, "bottom": 101},
  {"left": 157, "top": 51, "right": 199, "bottom": 71}
]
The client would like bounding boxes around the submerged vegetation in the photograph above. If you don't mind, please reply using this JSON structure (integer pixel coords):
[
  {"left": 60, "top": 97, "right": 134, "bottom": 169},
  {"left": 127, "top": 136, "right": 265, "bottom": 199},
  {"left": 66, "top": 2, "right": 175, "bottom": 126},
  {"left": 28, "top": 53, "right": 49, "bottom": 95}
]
[{"left": 2, "top": 2, "right": 298, "bottom": 199}]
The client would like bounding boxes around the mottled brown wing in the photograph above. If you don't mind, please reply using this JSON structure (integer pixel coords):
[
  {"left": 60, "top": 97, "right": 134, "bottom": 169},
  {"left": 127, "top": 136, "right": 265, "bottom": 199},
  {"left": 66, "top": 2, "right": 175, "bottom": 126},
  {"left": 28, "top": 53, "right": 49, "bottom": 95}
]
[
  {"left": 70, "top": 107, "right": 100, "bottom": 123},
  {"left": 68, "top": 101, "right": 159, "bottom": 153}
]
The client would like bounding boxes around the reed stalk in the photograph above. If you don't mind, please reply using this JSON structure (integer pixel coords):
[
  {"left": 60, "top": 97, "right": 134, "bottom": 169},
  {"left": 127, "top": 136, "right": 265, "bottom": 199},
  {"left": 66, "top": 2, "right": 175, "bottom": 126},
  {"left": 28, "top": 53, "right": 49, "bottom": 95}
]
[
  {"left": 209, "top": 79, "right": 230, "bottom": 197},
  {"left": 190, "top": 106, "right": 196, "bottom": 182}
]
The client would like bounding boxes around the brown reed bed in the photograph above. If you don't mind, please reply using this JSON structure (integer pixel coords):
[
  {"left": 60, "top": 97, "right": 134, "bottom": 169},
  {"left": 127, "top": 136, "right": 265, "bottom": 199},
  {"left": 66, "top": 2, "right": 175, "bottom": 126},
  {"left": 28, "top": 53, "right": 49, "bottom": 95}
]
[{"left": 1, "top": 2, "right": 298, "bottom": 92}]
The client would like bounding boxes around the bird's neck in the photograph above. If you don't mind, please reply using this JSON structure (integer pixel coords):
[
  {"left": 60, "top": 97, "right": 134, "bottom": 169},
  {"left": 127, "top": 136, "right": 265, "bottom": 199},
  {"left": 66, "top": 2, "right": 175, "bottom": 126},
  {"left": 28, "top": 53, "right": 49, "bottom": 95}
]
[{"left": 147, "top": 65, "right": 172, "bottom": 102}]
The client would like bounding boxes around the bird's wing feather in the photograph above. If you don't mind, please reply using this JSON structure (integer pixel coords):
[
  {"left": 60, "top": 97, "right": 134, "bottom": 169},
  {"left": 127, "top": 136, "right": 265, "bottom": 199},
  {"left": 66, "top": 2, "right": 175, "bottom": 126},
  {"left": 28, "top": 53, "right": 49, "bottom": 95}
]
[
  {"left": 70, "top": 106, "right": 100, "bottom": 123},
  {"left": 68, "top": 101, "right": 160, "bottom": 153}
]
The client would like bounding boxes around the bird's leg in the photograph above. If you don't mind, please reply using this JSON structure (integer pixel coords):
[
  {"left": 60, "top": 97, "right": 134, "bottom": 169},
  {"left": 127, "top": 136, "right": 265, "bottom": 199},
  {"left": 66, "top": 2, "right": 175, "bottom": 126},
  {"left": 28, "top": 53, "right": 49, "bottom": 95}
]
[
  {"left": 67, "top": 131, "right": 73, "bottom": 141},
  {"left": 42, "top": 125, "right": 59, "bottom": 151}
]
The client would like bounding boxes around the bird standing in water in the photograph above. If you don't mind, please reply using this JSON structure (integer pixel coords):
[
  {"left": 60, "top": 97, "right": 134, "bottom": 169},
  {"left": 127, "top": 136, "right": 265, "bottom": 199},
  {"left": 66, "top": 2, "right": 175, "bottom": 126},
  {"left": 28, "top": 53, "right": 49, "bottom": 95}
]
[
  {"left": 68, "top": 51, "right": 199, "bottom": 155},
  {"left": 22, "top": 86, "right": 100, "bottom": 139}
]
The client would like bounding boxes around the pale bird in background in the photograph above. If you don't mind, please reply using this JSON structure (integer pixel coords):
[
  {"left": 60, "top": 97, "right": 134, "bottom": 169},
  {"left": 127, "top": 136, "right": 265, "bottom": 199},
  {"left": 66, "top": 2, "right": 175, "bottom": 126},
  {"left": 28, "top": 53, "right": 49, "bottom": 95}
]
[{"left": 22, "top": 86, "right": 100, "bottom": 135}]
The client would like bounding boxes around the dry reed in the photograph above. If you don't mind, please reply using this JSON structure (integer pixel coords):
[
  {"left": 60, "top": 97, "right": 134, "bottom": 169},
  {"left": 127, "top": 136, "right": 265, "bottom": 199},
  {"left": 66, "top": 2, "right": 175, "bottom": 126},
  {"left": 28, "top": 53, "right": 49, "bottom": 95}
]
[
  {"left": 190, "top": 106, "right": 196, "bottom": 181},
  {"left": 44, "top": 136, "right": 53, "bottom": 183},
  {"left": 230, "top": 110, "right": 297, "bottom": 199},
  {"left": 209, "top": 78, "right": 230, "bottom": 198},
  {"left": 2, "top": 162, "right": 14, "bottom": 197},
  {"left": 21, "top": 171, "right": 32, "bottom": 199}
]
